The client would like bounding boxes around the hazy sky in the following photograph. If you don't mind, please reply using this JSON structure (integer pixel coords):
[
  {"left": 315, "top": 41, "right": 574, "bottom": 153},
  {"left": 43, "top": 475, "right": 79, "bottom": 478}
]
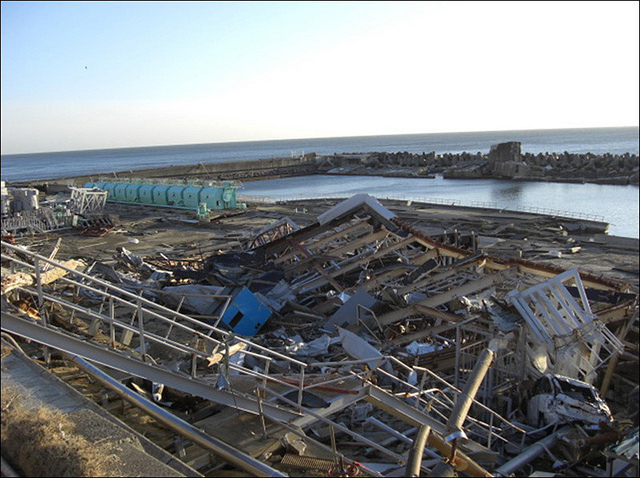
[{"left": 1, "top": 1, "right": 638, "bottom": 155}]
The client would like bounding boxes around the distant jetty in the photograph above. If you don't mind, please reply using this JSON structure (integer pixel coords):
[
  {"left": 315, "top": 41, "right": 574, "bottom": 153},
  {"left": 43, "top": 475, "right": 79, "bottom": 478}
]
[{"left": 321, "top": 141, "right": 639, "bottom": 185}]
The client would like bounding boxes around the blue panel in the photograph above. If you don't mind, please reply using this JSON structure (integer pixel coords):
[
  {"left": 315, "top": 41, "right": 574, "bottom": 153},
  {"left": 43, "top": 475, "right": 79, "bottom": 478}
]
[{"left": 221, "top": 287, "right": 272, "bottom": 336}]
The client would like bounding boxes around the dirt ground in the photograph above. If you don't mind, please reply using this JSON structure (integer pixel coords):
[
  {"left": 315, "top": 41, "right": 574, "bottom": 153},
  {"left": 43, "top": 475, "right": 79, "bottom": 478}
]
[{"left": 20, "top": 198, "right": 637, "bottom": 291}]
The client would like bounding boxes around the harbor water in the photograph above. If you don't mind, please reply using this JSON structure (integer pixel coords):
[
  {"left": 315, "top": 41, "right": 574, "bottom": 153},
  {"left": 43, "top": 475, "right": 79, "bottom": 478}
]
[{"left": 1, "top": 126, "right": 638, "bottom": 238}]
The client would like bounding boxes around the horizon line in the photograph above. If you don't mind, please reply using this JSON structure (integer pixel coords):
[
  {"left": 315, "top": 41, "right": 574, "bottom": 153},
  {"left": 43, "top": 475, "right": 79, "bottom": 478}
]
[{"left": 2, "top": 125, "right": 638, "bottom": 157}]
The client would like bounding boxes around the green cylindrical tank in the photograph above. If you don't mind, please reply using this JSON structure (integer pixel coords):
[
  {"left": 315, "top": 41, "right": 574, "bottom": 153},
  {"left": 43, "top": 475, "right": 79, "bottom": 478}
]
[
  {"left": 113, "top": 184, "right": 128, "bottom": 201},
  {"left": 125, "top": 184, "right": 141, "bottom": 202},
  {"left": 138, "top": 185, "right": 155, "bottom": 204},
  {"left": 199, "top": 187, "right": 223, "bottom": 209},
  {"left": 183, "top": 186, "right": 202, "bottom": 209},
  {"left": 167, "top": 186, "right": 184, "bottom": 207},
  {"left": 84, "top": 180, "right": 238, "bottom": 210},
  {"left": 222, "top": 187, "right": 236, "bottom": 208},
  {"left": 152, "top": 185, "right": 169, "bottom": 205},
  {"left": 102, "top": 183, "right": 117, "bottom": 199}
]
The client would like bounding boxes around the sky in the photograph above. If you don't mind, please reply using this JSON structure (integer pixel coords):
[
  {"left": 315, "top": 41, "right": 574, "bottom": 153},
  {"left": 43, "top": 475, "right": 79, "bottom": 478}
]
[{"left": 1, "top": 1, "right": 638, "bottom": 155}]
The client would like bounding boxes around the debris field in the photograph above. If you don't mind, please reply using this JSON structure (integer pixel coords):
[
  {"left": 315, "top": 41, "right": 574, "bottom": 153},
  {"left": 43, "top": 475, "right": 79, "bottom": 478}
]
[{"left": 1, "top": 192, "right": 639, "bottom": 477}]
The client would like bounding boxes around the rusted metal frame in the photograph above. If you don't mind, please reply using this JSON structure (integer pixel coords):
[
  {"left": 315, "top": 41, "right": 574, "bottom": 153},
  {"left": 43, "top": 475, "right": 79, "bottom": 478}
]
[
  {"left": 266, "top": 216, "right": 371, "bottom": 259},
  {"left": 357, "top": 267, "right": 414, "bottom": 292},
  {"left": 596, "top": 300, "right": 638, "bottom": 324},
  {"left": 389, "top": 321, "right": 463, "bottom": 347},
  {"left": 411, "top": 247, "right": 440, "bottom": 265},
  {"left": 250, "top": 218, "right": 299, "bottom": 249},
  {"left": 410, "top": 237, "right": 469, "bottom": 260},
  {"left": 488, "top": 255, "right": 626, "bottom": 292},
  {"left": 328, "top": 234, "right": 418, "bottom": 280},
  {"left": 377, "top": 273, "right": 502, "bottom": 327},
  {"left": 325, "top": 228, "right": 391, "bottom": 258},
  {"left": 290, "top": 235, "right": 410, "bottom": 292},
  {"left": 397, "top": 268, "right": 458, "bottom": 295}
]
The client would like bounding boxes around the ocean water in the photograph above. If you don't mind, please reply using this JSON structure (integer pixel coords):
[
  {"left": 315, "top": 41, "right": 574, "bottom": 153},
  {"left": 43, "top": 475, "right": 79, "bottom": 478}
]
[
  {"left": 1, "top": 127, "right": 638, "bottom": 183},
  {"left": 2, "top": 127, "right": 638, "bottom": 238}
]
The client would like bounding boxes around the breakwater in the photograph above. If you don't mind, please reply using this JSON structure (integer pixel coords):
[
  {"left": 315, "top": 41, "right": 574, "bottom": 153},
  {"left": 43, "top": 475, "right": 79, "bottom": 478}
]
[
  {"left": 12, "top": 142, "right": 639, "bottom": 193},
  {"left": 327, "top": 143, "right": 639, "bottom": 185}
]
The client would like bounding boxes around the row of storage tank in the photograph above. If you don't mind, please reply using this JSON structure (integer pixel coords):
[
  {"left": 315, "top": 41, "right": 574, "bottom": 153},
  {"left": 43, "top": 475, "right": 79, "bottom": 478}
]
[{"left": 84, "top": 181, "right": 238, "bottom": 210}]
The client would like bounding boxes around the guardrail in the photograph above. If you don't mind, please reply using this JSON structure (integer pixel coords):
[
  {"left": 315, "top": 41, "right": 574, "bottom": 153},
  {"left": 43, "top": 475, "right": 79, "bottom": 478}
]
[{"left": 238, "top": 192, "right": 605, "bottom": 222}]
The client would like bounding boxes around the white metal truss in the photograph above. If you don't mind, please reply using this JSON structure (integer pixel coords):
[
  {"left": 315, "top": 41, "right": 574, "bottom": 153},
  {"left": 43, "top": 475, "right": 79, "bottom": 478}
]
[
  {"left": 508, "top": 268, "right": 623, "bottom": 384},
  {"left": 70, "top": 187, "right": 108, "bottom": 215}
]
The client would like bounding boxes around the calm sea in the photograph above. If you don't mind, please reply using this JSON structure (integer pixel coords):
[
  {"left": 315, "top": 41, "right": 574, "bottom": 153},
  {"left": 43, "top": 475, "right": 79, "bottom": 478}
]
[
  {"left": 2, "top": 127, "right": 638, "bottom": 238},
  {"left": 2, "top": 127, "right": 638, "bottom": 182}
]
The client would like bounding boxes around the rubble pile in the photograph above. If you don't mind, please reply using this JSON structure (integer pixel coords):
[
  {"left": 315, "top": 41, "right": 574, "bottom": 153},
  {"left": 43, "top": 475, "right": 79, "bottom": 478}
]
[{"left": 1, "top": 194, "right": 638, "bottom": 477}]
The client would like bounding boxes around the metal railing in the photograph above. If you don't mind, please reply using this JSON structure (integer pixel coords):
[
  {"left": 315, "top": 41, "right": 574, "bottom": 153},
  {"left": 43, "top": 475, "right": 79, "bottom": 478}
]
[
  {"left": 0, "top": 241, "right": 312, "bottom": 413},
  {"left": 238, "top": 192, "right": 605, "bottom": 222},
  {"left": 2, "top": 239, "right": 528, "bottom": 455}
]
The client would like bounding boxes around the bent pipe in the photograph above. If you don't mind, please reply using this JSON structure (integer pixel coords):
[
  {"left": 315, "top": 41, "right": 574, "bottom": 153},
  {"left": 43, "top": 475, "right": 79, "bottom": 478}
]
[
  {"left": 405, "top": 425, "right": 431, "bottom": 477},
  {"left": 493, "top": 426, "right": 572, "bottom": 477},
  {"left": 67, "top": 354, "right": 287, "bottom": 478}
]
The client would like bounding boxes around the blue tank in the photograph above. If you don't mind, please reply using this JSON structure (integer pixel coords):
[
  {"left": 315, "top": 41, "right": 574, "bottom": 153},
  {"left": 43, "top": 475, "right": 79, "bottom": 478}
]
[
  {"left": 113, "top": 183, "right": 128, "bottom": 201},
  {"left": 167, "top": 186, "right": 184, "bottom": 207},
  {"left": 84, "top": 179, "right": 238, "bottom": 211},
  {"left": 138, "top": 185, "right": 155, "bottom": 204},
  {"left": 200, "top": 187, "right": 224, "bottom": 209},
  {"left": 183, "top": 186, "right": 202, "bottom": 208},
  {"left": 152, "top": 185, "right": 169, "bottom": 205},
  {"left": 125, "top": 184, "right": 141, "bottom": 202}
]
